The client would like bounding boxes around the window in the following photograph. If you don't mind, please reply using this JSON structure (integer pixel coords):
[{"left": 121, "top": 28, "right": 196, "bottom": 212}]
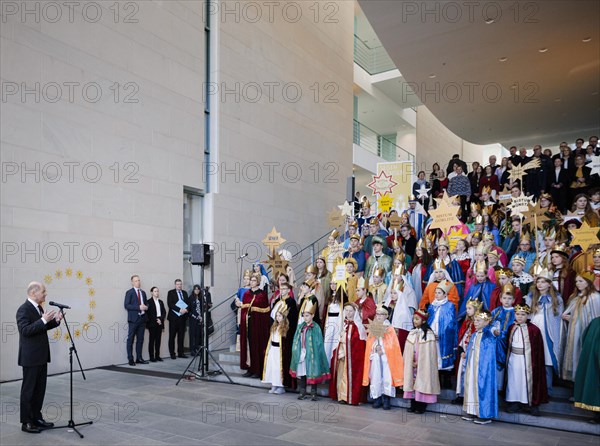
[{"left": 183, "top": 189, "right": 204, "bottom": 257}]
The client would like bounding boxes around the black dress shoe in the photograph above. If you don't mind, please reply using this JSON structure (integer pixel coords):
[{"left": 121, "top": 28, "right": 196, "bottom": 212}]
[
  {"left": 178, "top": 354, "right": 189, "bottom": 359},
  {"left": 136, "top": 359, "right": 149, "bottom": 364},
  {"left": 150, "top": 358, "right": 157, "bottom": 362},
  {"left": 129, "top": 359, "right": 136, "bottom": 366},
  {"left": 21, "top": 423, "right": 41, "bottom": 433},
  {"left": 156, "top": 357, "right": 163, "bottom": 362},
  {"left": 171, "top": 355, "right": 177, "bottom": 359},
  {"left": 242, "top": 371, "right": 253, "bottom": 377},
  {"left": 34, "top": 419, "right": 54, "bottom": 429}
]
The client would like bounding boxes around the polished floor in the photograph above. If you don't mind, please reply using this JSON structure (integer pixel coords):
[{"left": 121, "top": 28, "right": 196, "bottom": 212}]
[{"left": 1, "top": 358, "right": 598, "bottom": 446}]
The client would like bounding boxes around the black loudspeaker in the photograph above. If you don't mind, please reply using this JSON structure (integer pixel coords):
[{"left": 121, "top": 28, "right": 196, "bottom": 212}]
[{"left": 191, "top": 243, "right": 211, "bottom": 266}]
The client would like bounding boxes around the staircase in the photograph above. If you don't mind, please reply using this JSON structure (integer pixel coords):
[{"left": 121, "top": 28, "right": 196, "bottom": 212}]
[{"left": 201, "top": 348, "right": 599, "bottom": 436}]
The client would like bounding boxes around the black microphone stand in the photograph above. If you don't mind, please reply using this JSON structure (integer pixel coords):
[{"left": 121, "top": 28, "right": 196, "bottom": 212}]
[{"left": 50, "top": 308, "right": 92, "bottom": 438}]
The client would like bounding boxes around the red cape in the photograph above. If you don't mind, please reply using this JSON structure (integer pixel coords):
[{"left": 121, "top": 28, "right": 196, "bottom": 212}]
[
  {"left": 358, "top": 296, "right": 376, "bottom": 325},
  {"left": 329, "top": 321, "right": 366, "bottom": 405},
  {"left": 489, "top": 286, "right": 523, "bottom": 311},
  {"left": 239, "top": 288, "right": 270, "bottom": 376}
]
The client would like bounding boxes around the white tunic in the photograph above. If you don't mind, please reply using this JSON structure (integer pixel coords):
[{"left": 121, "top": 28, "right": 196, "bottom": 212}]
[
  {"left": 323, "top": 302, "right": 342, "bottom": 365},
  {"left": 262, "top": 331, "right": 283, "bottom": 387},
  {"left": 506, "top": 325, "right": 528, "bottom": 404},
  {"left": 369, "top": 337, "right": 396, "bottom": 399}
]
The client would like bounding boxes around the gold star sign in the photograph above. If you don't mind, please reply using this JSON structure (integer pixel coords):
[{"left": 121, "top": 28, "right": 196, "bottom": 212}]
[
  {"left": 264, "top": 250, "right": 289, "bottom": 278},
  {"left": 569, "top": 221, "right": 600, "bottom": 251},
  {"left": 497, "top": 185, "right": 512, "bottom": 205},
  {"left": 561, "top": 211, "right": 583, "bottom": 225},
  {"left": 508, "top": 158, "right": 541, "bottom": 184},
  {"left": 438, "top": 193, "right": 459, "bottom": 207},
  {"left": 388, "top": 214, "right": 402, "bottom": 230},
  {"left": 365, "top": 317, "right": 388, "bottom": 339},
  {"left": 507, "top": 192, "right": 534, "bottom": 219},
  {"left": 522, "top": 200, "right": 551, "bottom": 229},
  {"left": 448, "top": 227, "right": 468, "bottom": 252},
  {"left": 429, "top": 196, "right": 461, "bottom": 235},
  {"left": 327, "top": 207, "right": 344, "bottom": 228},
  {"left": 377, "top": 196, "right": 393, "bottom": 213},
  {"left": 333, "top": 257, "right": 349, "bottom": 292},
  {"left": 262, "top": 227, "right": 286, "bottom": 252},
  {"left": 367, "top": 170, "right": 398, "bottom": 198},
  {"left": 338, "top": 201, "right": 354, "bottom": 217}
]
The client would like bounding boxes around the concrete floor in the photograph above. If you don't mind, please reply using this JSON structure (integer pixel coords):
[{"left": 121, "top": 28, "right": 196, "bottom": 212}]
[{"left": 1, "top": 358, "right": 598, "bottom": 446}]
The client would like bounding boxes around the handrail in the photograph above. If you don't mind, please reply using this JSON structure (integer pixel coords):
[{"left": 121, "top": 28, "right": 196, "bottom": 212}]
[
  {"left": 354, "top": 119, "right": 415, "bottom": 163},
  {"left": 353, "top": 34, "right": 396, "bottom": 75}
]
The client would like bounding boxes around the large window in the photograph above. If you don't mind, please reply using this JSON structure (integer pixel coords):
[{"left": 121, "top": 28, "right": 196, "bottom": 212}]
[{"left": 183, "top": 189, "right": 203, "bottom": 257}]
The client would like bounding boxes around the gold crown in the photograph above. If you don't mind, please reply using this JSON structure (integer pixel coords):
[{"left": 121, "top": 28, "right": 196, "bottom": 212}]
[
  {"left": 533, "top": 265, "right": 553, "bottom": 281},
  {"left": 544, "top": 227, "right": 557, "bottom": 239},
  {"left": 330, "top": 229, "right": 340, "bottom": 239},
  {"left": 243, "top": 269, "right": 252, "bottom": 279},
  {"left": 275, "top": 301, "right": 290, "bottom": 317},
  {"left": 488, "top": 247, "right": 501, "bottom": 258},
  {"left": 369, "top": 217, "right": 379, "bottom": 225},
  {"left": 466, "top": 299, "right": 483, "bottom": 311},
  {"left": 501, "top": 283, "right": 515, "bottom": 295},
  {"left": 540, "top": 193, "right": 553, "bottom": 202},
  {"left": 474, "top": 310, "right": 492, "bottom": 322},
  {"left": 470, "top": 202, "right": 482, "bottom": 213},
  {"left": 414, "top": 308, "right": 429, "bottom": 321},
  {"left": 520, "top": 231, "right": 531, "bottom": 244},
  {"left": 496, "top": 268, "right": 513, "bottom": 280},
  {"left": 362, "top": 200, "right": 371, "bottom": 209},
  {"left": 481, "top": 185, "right": 492, "bottom": 195},
  {"left": 474, "top": 260, "right": 488, "bottom": 274},
  {"left": 302, "top": 300, "right": 318, "bottom": 316},
  {"left": 514, "top": 304, "right": 531, "bottom": 314},
  {"left": 594, "top": 247, "right": 600, "bottom": 256},
  {"left": 551, "top": 243, "right": 570, "bottom": 258},
  {"left": 305, "top": 265, "right": 318, "bottom": 274},
  {"left": 394, "top": 264, "right": 406, "bottom": 276},
  {"left": 438, "top": 237, "right": 449, "bottom": 248},
  {"left": 416, "top": 237, "right": 425, "bottom": 249},
  {"left": 436, "top": 279, "right": 453, "bottom": 295},
  {"left": 345, "top": 257, "right": 358, "bottom": 269},
  {"left": 357, "top": 277, "right": 366, "bottom": 289},
  {"left": 511, "top": 255, "right": 526, "bottom": 266},
  {"left": 474, "top": 214, "right": 484, "bottom": 225},
  {"left": 373, "top": 267, "right": 386, "bottom": 278},
  {"left": 349, "top": 220, "right": 358, "bottom": 228},
  {"left": 476, "top": 243, "right": 488, "bottom": 255},
  {"left": 375, "top": 305, "right": 389, "bottom": 316},
  {"left": 483, "top": 232, "right": 495, "bottom": 241},
  {"left": 578, "top": 271, "right": 595, "bottom": 283},
  {"left": 433, "top": 257, "right": 447, "bottom": 271}
]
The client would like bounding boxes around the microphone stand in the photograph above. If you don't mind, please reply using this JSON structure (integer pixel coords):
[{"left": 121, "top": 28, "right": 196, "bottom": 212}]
[{"left": 50, "top": 308, "right": 92, "bottom": 438}]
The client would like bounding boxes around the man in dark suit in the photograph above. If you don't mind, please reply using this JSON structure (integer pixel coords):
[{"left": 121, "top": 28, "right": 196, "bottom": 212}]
[
  {"left": 167, "top": 279, "right": 189, "bottom": 359},
  {"left": 17, "top": 281, "right": 62, "bottom": 433},
  {"left": 146, "top": 286, "right": 166, "bottom": 362},
  {"left": 124, "top": 275, "right": 148, "bottom": 366}
]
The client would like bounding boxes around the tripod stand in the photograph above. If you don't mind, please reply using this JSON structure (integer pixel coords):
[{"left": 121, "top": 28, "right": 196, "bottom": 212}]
[
  {"left": 50, "top": 309, "right": 92, "bottom": 438},
  {"left": 177, "top": 264, "right": 234, "bottom": 385}
]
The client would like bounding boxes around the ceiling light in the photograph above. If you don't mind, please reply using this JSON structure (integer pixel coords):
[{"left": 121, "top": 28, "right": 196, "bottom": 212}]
[
  {"left": 484, "top": 18, "right": 495, "bottom": 24},
  {"left": 554, "top": 98, "right": 562, "bottom": 102},
  {"left": 538, "top": 48, "right": 548, "bottom": 53},
  {"left": 499, "top": 57, "right": 508, "bottom": 62},
  {"left": 428, "top": 74, "right": 436, "bottom": 79},
  {"left": 582, "top": 37, "right": 592, "bottom": 43},
  {"left": 592, "top": 92, "right": 599, "bottom": 96}
]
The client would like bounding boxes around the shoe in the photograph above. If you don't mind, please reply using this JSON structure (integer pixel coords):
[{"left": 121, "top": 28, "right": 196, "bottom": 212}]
[
  {"left": 274, "top": 387, "right": 286, "bottom": 395},
  {"left": 21, "top": 423, "right": 41, "bottom": 433},
  {"left": 251, "top": 374, "right": 260, "bottom": 379},
  {"left": 171, "top": 355, "right": 177, "bottom": 359},
  {"left": 156, "top": 357, "right": 163, "bottom": 362},
  {"left": 506, "top": 403, "right": 521, "bottom": 413},
  {"left": 268, "top": 386, "right": 276, "bottom": 394},
  {"left": 474, "top": 418, "right": 492, "bottom": 425},
  {"left": 150, "top": 358, "right": 157, "bottom": 362},
  {"left": 311, "top": 394, "right": 318, "bottom": 401},
  {"left": 34, "top": 419, "right": 54, "bottom": 429},
  {"left": 242, "top": 371, "right": 253, "bottom": 377},
  {"left": 451, "top": 396, "right": 464, "bottom": 405},
  {"left": 136, "top": 359, "right": 149, "bottom": 364},
  {"left": 382, "top": 395, "right": 391, "bottom": 410},
  {"left": 461, "top": 415, "right": 474, "bottom": 421},
  {"left": 178, "top": 354, "right": 189, "bottom": 359},
  {"left": 529, "top": 406, "right": 541, "bottom": 417},
  {"left": 373, "top": 397, "right": 383, "bottom": 409},
  {"left": 128, "top": 359, "right": 136, "bottom": 366},
  {"left": 298, "top": 391, "right": 306, "bottom": 400}
]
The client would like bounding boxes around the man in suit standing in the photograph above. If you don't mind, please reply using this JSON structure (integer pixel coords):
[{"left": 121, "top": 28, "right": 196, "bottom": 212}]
[
  {"left": 167, "top": 279, "right": 189, "bottom": 359},
  {"left": 146, "top": 286, "right": 166, "bottom": 362},
  {"left": 124, "top": 275, "right": 148, "bottom": 366},
  {"left": 17, "top": 281, "right": 62, "bottom": 433}
]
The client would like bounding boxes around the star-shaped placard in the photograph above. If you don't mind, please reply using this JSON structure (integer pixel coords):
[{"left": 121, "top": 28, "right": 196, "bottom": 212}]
[
  {"left": 589, "top": 155, "right": 600, "bottom": 177},
  {"left": 264, "top": 250, "right": 289, "bottom": 278},
  {"left": 569, "top": 221, "right": 600, "bottom": 251},
  {"left": 497, "top": 185, "right": 512, "bottom": 205},
  {"left": 436, "top": 192, "right": 459, "bottom": 207},
  {"left": 416, "top": 185, "right": 431, "bottom": 200},
  {"left": 365, "top": 317, "right": 388, "bottom": 339},
  {"left": 327, "top": 207, "right": 344, "bottom": 228},
  {"left": 429, "top": 196, "right": 461, "bottom": 235},
  {"left": 377, "top": 196, "right": 393, "bottom": 212},
  {"left": 507, "top": 192, "right": 534, "bottom": 219},
  {"left": 448, "top": 227, "right": 468, "bottom": 252},
  {"left": 262, "top": 227, "right": 286, "bottom": 252},
  {"left": 508, "top": 158, "right": 541, "bottom": 184},
  {"left": 388, "top": 214, "right": 402, "bottom": 230},
  {"left": 333, "top": 257, "right": 349, "bottom": 293},
  {"left": 522, "top": 200, "right": 551, "bottom": 229},
  {"left": 367, "top": 170, "right": 398, "bottom": 198},
  {"left": 338, "top": 201, "right": 354, "bottom": 217}
]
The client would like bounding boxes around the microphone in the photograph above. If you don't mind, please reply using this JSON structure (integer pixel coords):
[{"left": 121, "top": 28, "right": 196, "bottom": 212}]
[
  {"left": 238, "top": 253, "right": 249, "bottom": 259},
  {"left": 49, "top": 301, "right": 71, "bottom": 310}
]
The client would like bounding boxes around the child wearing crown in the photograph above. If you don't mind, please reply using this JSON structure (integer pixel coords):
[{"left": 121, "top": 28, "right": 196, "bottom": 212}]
[
  {"left": 384, "top": 266, "right": 418, "bottom": 353},
  {"left": 489, "top": 269, "right": 524, "bottom": 311},
  {"left": 329, "top": 302, "right": 367, "bottom": 405},
  {"left": 505, "top": 304, "right": 548, "bottom": 416},
  {"left": 462, "top": 310, "right": 498, "bottom": 425},
  {"left": 511, "top": 255, "right": 534, "bottom": 296},
  {"left": 427, "top": 280, "right": 458, "bottom": 389},
  {"left": 491, "top": 284, "right": 516, "bottom": 391},
  {"left": 289, "top": 300, "right": 330, "bottom": 401},
  {"left": 460, "top": 260, "right": 496, "bottom": 319},
  {"left": 355, "top": 276, "right": 377, "bottom": 325},
  {"left": 262, "top": 302, "right": 291, "bottom": 394},
  {"left": 403, "top": 308, "right": 441, "bottom": 414},
  {"left": 452, "top": 299, "right": 481, "bottom": 405},
  {"left": 420, "top": 260, "right": 460, "bottom": 312},
  {"left": 362, "top": 306, "right": 404, "bottom": 410},
  {"left": 369, "top": 267, "right": 388, "bottom": 306}
]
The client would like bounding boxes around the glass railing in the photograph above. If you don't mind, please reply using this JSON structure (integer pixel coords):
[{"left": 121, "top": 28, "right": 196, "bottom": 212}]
[
  {"left": 353, "top": 119, "right": 415, "bottom": 163},
  {"left": 354, "top": 34, "right": 397, "bottom": 75}
]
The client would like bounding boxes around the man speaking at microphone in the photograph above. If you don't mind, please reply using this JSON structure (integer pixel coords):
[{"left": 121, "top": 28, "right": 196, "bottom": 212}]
[{"left": 16, "top": 281, "right": 63, "bottom": 434}]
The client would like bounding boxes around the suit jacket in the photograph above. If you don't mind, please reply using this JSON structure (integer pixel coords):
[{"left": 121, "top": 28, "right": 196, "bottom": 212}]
[
  {"left": 547, "top": 167, "right": 570, "bottom": 190},
  {"left": 17, "top": 301, "right": 60, "bottom": 367},
  {"left": 146, "top": 298, "right": 166, "bottom": 329},
  {"left": 167, "top": 289, "right": 189, "bottom": 321},
  {"left": 124, "top": 288, "right": 148, "bottom": 323}
]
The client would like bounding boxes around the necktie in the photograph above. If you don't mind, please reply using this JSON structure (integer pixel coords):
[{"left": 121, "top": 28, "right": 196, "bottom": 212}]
[
  {"left": 137, "top": 289, "right": 141, "bottom": 305},
  {"left": 37, "top": 305, "right": 43, "bottom": 317},
  {"left": 178, "top": 291, "right": 182, "bottom": 301}
]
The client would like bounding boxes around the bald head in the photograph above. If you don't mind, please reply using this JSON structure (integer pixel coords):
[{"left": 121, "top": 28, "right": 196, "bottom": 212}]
[{"left": 27, "top": 281, "right": 47, "bottom": 304}]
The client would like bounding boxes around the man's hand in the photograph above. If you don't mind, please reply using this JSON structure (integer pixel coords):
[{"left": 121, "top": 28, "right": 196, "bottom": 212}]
[
  {"left": 140, "top": 304, "right": 148, "bottom": 311},
  {"left": 157, "top": 319, "right": 162, "bottom": 325},
  {"left": 180, "top": 308, "right": 188, "bottom": 314},
  {"left": 42, "top": 310, "right": 56, "bottom": 323}
]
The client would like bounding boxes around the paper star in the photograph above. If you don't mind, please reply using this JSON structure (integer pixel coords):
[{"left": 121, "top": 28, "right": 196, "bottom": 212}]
[
  {"left": 332, "top": 258, "right": 349, "bottom": 293},
  {"left": 429, "top": 196, "right": 461, "bottom": 235},
  {"left": 416, "top": 185, "right": 431, "bottom": 200},
  {"left": 327, "top": 207, "right": 344, "bottom": 228},
  {"left": 365, "top": 317, "right": 388, "bottom": 339},
  {"left": 377, "top": 196, "right": 393, "bottom": 212},
  {"left": 338, "top": 201, "right": 354, "bottom": 217},
  {"left": 367, "top": 170, "right": 398, "bottom": 198},
  {"left": 508, "top": 158, "right": 541, "bottom": 184},
  {"left": 388, "top": 214, "right": 402, "bottom": 230},
  {"left": 562, "top": 211, "right": 583, "bottom": 224},
  {"left": 264, "top": 250, "right": 289, "bottom": 278},
  {"left": 522, "top": 200, "right": 551, "bottom": 229},
  {"left": 448, "top": 227, "right": 468, "bottom": 252},
  {"left": 507, "top": 192, "right": 534, "bottom": 219},
  {"left": 569, "top": 221, "right": 600, "bottom": 251},
  {"left": 497, "top": 185, "right": 512, "bottom": 205},
  {"left": 414, "top": 202, "right": 428, "bottom": 217},
  {"left": 589, "top": 155, "right": 600, "bottom": 177},
  {"left": 262, "top": 227, "right": 286, "bottom": 252}
]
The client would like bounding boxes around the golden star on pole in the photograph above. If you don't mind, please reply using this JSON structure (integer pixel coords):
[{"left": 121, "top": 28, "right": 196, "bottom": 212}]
[
  {"left": 569, "top": 221, "right": 600, "bottom": 251},
  {"left": 264, "top": 250, "right": 289, "bottom": 278},
  {"left": 365, "top": 317, "right": 388, "bottom": 338},
  {"left": 332, "top": 257, "right": 349, "bottom": 292},
  {"left": 508, "top": 158, "right": 541, "bottom": 184},
  {"left": 388, "top": 213, "right": 402, "bottom": 230},
  {"left": 507, "top": 192, "right": 534, "bottom": 219},
  {"left": 436, "top": 192, "right": 459, "bottom": 207},
  {"left": 522, "top": 200, "right": 551, "bottom": 229},
  {"left": 327, "top": 207, "right": 344, "bottom": 228},
  {"left": 377, "top": 196, "right": 393, "bottom": 213},
  {"left": 429, "top": 196, "right": 461, "bottom": 235},
  {"left": 262, "top": 227, "right": 286, "bottom": 252},
  {"left": 497, "top": 184, "right": 513, "bottom": 205}
]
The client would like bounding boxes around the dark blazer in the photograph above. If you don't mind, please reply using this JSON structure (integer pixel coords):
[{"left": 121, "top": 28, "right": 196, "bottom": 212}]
[
  {"left": 124, "top": 288, "right": 147, "bottom": 323},
  {"left": 167, "top": 289, "right": 189, "bottom": 321},
  {"left": 547, "top": 167, "right": 570, "bottom": 190},
  {"left": 146, "top": 298, "right": 166, "bottom": 329},
  {"left": 17, "top": 301, "right": 60, "bottom": 367}
]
